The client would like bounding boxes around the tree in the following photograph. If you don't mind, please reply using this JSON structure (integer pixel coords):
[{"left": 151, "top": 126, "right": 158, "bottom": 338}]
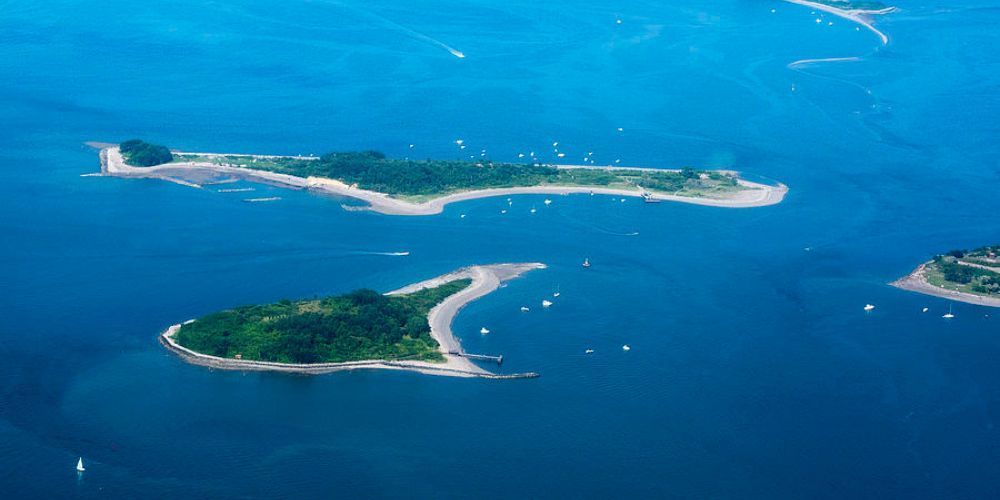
[{"left": 119, "top": 139, "right": 173, "bottom": 166}]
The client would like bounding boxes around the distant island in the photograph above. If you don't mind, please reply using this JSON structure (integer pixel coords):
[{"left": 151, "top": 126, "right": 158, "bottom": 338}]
[
  {"left": 161, "top": 263, "right": 545, "bottom": 378},
  {"left": 94, "top": 140, "right": 787, "bottom": 215},
  {"left": 892, "top": 245, "right": 1000, "bottom": 307}
]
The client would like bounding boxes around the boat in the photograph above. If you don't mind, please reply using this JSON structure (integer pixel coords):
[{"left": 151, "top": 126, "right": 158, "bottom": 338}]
[
  {"left": 943, "top": 305, "right": 955, "bottom": 319},
  {"left": 642, "top": 192, "right": 661, "bottom": 204},
  {"left": 480, "top": 327, "right": 490, "bottom": 334},
  {"left": 864, "top": 304, "right": 875, "bottom": 311},
  {"left": 922, "top": 307, "right": 929, "bottom": 313},
  {"left": 544, "top": 199, "right": 552, "bottom": 205},
  {"left": 76, "top": 457, "right": 85, "bottom": 472},
  {"left": 520, "top": 306, "right": 530, "bottom": 312},
  {"left": 622, "top": 344, "right": 631, "bottom": 351},
  {"left": 582, "top": 258, "right": 591, "bottom": 268},
  {"left": 542, "top": 300, "right": 553, "bottom": 308},
  {"left": 530, "top": 207, "right": 537, "bottom": 214},
  {"left": 585, "top": 349, "right": 594, "bottom": 354},
  {"left": 500, "top": 209, "right": 507, "bottom": 214}
]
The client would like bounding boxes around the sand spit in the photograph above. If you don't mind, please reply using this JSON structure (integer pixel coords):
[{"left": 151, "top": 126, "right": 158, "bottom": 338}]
[
  {"left": 161, "top": 263, "right": 546, "bottom": 378},
  {"left": 98, "top": 147, "right": 787, "bottom": 215}
]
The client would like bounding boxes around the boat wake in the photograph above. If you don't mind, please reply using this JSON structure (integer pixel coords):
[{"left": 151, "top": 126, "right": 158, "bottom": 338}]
[
  {"left": 594, "top": 227, "right": 640, "bottom": 237},
  {"left": 340, "top": 3, "right": 465, "bottom": 58},
  {"left": 353, "top": 251, "right": 411, "bottom": 256},
  {"left": 788, "top": 56, "right": 861, "bottom": 69}
]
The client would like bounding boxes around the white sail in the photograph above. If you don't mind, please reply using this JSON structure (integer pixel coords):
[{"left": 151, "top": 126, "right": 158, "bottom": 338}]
[{"left": 76, "top": 457, "right": 85, "bottom": 472}]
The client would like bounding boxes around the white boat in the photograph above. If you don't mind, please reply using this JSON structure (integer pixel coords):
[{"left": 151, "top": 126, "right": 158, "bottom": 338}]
[
  {"left": 864, "top": 304, "right": 875, "bottom": 311},
  {"left": 622, "top": 344, "right": 631, "bottom": 351},
  {"left": 943, "top": 305, "right": 955, "bottom": 319},
  {"left": 582, "top": 258, "right": 591, "bottom": 268},
  {"left": 585, "top": 349, "right": 594, "bottom": 354},
  {"left": 500, "top": 209, "right": 507, "bottom": 214},
  {"left": 530, "top": 207, "right": 536, "bottom": 214},
  {"left": 480, "top": 327, "right": 490, "bottom": 334},
  {"left": 520, "top": 306, "right": 530, "bottom": 312},
  {"left": 542, "top": 300, "right": 553, "bottom": 308},
  {"left": 544, "top": 199, "right": 552, "bottom": 205},
  {"left": 76, "top": 457, "right": 85, "bottom": 472},
  {"left": 922, "top": 307, "right": 929, "bottom": 313},
  {"left": 553, "top": 292, "right": 560, "bottom": 298}
]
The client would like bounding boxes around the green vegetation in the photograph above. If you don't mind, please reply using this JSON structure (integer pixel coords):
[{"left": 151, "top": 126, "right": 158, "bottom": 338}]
[
  {"left": 174, "top": 280, "right": 470, "bottom": 364},
  {"left": 175, "top": 150, "right": 744, "bottom": 199},
  {"left": 120, "top": 139, "right": 173, "bottom": 167},
  {"left": 925, "top": 245, "right": 1000, "bottom": 297}
]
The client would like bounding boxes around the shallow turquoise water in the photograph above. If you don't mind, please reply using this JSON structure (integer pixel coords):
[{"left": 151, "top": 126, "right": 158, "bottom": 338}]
[{"left": 1, "top": 0, "right": 999, "bottom": 497}]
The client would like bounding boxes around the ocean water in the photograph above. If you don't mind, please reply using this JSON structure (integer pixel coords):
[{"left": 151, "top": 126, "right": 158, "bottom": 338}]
[{"left": 2, "top": 0, "right": 1000, "bottom": 497}]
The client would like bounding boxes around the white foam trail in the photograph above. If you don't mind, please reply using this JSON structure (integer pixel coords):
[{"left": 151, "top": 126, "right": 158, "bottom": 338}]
[
  {"left": 787, "top": 56, "right": 860, "bottom": 69},
  {"left": 353, "top": 251, "right": 411, "bottom": 256},
  {"left": 336, "top": 3, "right": 466, "bottom": 58}
]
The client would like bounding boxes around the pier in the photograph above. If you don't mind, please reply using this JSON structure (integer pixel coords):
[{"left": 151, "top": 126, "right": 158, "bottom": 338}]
[{"left": 448, "top": 351, "right": 503, "bottom": 365}]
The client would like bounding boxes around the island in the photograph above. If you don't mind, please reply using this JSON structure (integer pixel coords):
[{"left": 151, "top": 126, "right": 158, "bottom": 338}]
[
  {"left": 783, "top": 0, "right": 897, "bottom": 45},
  {"left": 160, "top": 263, "right": 545, "bottom": 378},
  {"left": 892, "top": 246, "right": 1000, "bottom": 307},
  {"left": 94, "top": 141, "right": 787, "bottom": 215}
]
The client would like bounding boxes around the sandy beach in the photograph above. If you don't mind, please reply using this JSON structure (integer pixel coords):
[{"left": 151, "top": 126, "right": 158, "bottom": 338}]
[
  {"left": 161, "top": 263, "right": 546, "bottom": 378},
  {"left": 98, "top": 147, "right": 787, "bottom": 215},
  {"left": 890, "top": 262, "right": 1000, "bottom": 308},
  {"left": 783, "top": 0, "right": 895, "bottom": 45}
]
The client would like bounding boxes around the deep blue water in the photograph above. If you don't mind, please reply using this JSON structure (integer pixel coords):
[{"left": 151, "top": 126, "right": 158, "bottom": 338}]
[{"left": 2, "top": 0, "right": 1000, "bottom": 497}]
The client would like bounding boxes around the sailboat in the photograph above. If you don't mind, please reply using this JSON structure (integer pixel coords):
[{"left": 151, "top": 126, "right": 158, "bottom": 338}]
[
  {"left": 76, "top": 457, "right": 86, "bottom": 472},
  {"left": 480, "top": 327, "right": 490, "bottom": 334},
  {"left": 582, "top": 258, "right": 591, "bottom": 268},
  {"left": 864, "top": 304, "right": 875, "bottom": 311},
  {"left": 553, "top": 285, "right": 561, "bottom": 298},
  {"left": 942, "top": 305, "right": 955, "bottom": 319},
  {"left": 542, "top": 300, "right": 553, "bottom": 308},
  {"left": 520, "top": 306, "right": 530, "bottom": 312},
  {"left": 544, "top": 199, "right": 552, "bottom": 205}
]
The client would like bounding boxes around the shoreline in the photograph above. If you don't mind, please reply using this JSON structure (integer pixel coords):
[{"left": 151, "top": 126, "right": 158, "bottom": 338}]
[
  {"left": 98, "top": 147, "right": 787, "bottom": 215},
  {"left": 160, "top": 263, "right": 546, "bottom": 378},
  {"left": 890, "top": 262, "right": 1000, "bottom": 308},
  {"left": 783, "top": 0, "right": 894, "bottom": 45}
]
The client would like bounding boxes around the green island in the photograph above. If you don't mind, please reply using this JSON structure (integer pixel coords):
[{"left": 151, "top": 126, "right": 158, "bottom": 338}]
[
  {"left": 120, "top": 139, "right": 173, "bottom": 167},
  {"left": 173, "top": 279, "right": 471, "bottom": 364},
  {"left": 893, "top": 244, "right": 1000, "bottom": 307},
  {"left": 171, "top": 149, "right": 744, "bottom": 201},
  {"left": 922, "top": 246, "right": 1000, "bottom": 297},
  {"left": 104, "top": 139, "right": 785, "bottom": 214}
]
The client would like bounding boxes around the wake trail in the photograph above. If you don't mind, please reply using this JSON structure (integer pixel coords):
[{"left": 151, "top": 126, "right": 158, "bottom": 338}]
[
  {"left": 787, "top": 56, "right": 861, "bottom": 69},
  {"left": 334, "top": 2, "right": 465, "bottom": 58}
]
